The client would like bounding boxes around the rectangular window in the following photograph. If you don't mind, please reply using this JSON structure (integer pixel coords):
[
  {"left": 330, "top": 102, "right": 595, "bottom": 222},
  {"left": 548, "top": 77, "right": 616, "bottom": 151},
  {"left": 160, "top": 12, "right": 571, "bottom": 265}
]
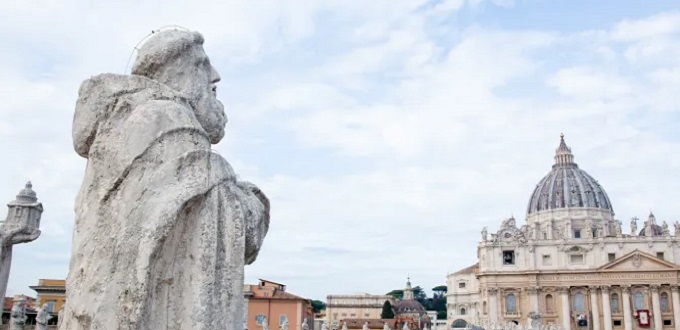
[
  {"left": 459, "top": 282, "right": 466, "bottom": 289},
  {"left": 365, "top": 313, "right": 370, "bottom": 317},
  {"left": 46, "top": 300, "right": 56, "bottom": 313},
  {"left": 664, "top": 320, "right": 672, "bottom": 326},
  {"left": 570, "top": 254, "right": 584, "bottom": 264},
  {"left": 503, "top": 250, "right": 515, "bottom": 265},
  {"left": 608, "top": 253, "right": 616, "bottom": 262},
  {"left": 657, "top": 252, "right": 665, "bottom": 260},
  {"left": 613, "top": 320, "right": 622, "bottom": 327},
  {"left": 351, "top": 313, "right": 356, "bottom": 317},
  {"left": 574, "top": 230, "right": 581, "bottom": 238},
  {"left": 542, "top": 255, "right": 552, "bottom": 265}
]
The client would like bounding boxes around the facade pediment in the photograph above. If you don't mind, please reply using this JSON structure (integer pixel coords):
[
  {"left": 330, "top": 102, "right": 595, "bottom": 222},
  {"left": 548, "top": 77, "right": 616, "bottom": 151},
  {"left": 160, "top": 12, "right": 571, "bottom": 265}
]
[{"left": 598, "top": 249, "right": 680, "bottom": 271}]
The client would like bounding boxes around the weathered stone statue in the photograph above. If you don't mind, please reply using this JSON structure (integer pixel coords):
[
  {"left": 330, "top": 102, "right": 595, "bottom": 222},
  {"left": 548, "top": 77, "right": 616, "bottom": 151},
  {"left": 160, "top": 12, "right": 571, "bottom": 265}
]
[
  {"left": 301, "top": 319, "right": 309, "bottom": 330},
  {"left": 62, "top": 30, "right": 270, "bottom": 330},
  {"left": 662, "top": 221, "right": 670, "bottom": 236},
  {"left": 675, "top": 221, "right": 680, "bottom": 237},
  {"left": 383, "top": 322, "right": 391, "bottom": 330},
  {"left": 280, "top": 320, "right": 289, "bottom": 330},
  {"left": 0, "top": 182, "right": 43, "bottom": 323},
  {"left": 342, "top": 322, "right": 348, "bottom": 330},
  {"left": 10, "top": 297, "right": 27, "bottom": 330},
  {"left": 35, "top": 303, "right": 51, "bottom": 330},
  {"left": 482, "top": 226, "right": 487, "bottom": 241},
  {"left": 402, "top": 322, "right": 409, "bottom": 330},
  {"left": 363, "top": 322, "right": 369, "bottom": 330},
  {"left": 631, "top": 217, "right": 638, "bottom": 236}
]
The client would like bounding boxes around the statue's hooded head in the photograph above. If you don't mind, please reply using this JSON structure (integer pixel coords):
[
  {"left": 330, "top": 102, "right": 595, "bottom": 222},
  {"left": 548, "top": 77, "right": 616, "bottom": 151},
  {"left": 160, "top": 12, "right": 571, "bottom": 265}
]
[{"left": 131, "top": 30, "right": 226, "bottom": 144}]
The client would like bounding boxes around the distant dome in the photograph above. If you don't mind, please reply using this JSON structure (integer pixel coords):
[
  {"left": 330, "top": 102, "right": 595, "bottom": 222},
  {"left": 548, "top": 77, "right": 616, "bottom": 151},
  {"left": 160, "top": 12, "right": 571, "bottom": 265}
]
[
  {"left": 639, "top": 225, "right": 663, "bottom": 237},
  {"left": 395, "top": 300, "right": 426, "bottom": 314},
  {"left": 527, "top": 134, "right": 613, "bottom": 216}
]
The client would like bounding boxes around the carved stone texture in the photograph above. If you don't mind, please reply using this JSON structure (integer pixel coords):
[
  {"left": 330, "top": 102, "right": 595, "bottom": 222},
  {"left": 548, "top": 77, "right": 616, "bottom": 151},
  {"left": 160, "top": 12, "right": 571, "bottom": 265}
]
[
  {"left": 559, "top": 287, "right": 570, "bottom": 294},
  {"left": 0, "top": 182, "right": 43, "bottom": 322},
  {"left": 670, "top": 285, "right": 679, "bottom": 292},
  {"left": 621, "top": 286, "right": 631, "bottom": 294},
  {"left": 62, "top": 30, "right": 270, "bottom": 330},
  {"left": 650, "top": 284, "right": 660, "bottom": 293},
  {"left": 526, "top": 287, "right": 540, "bottom": 295},
  {"left": 601, "top": 286, "right": 611, "bottom": 293}
]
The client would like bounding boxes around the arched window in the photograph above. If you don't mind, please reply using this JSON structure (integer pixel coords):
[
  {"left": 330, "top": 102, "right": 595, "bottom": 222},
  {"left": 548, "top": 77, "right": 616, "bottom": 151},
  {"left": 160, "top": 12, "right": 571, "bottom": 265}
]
[
  {"left": 661, "top": 293, "right": 669, "bottom": 312},
  {"left": 506, "top": 293, "right": 517, "bottom": 313},
  {"left": 451, "top": 319, "right": 468, "bottom": 328},
  {"left": 460, "top": 308, "right": 466, "bottom": 315},
  {"left": 483, "top": 301, "right": 487, "bottom": 314},
  {"left": 573, "top": 292, "right": 586, "bottom": 312},
  {"left": 611, "top": 293, "right": 620, "bottom": 313},
  {"left": 545, "top": 294, "right": 554, "bottom": 313},
  {"left": 280, "top": 314, "right": 288, "bottom": 325},
  {"left": 634, "top": 292, "right": 644, "bottom": 310}
]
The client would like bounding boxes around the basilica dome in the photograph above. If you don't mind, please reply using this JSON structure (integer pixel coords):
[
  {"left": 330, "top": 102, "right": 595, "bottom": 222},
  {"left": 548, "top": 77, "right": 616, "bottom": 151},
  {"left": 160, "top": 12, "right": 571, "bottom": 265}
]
[{"left": 526, "top": 134, "right": 613, "bottom": 216}]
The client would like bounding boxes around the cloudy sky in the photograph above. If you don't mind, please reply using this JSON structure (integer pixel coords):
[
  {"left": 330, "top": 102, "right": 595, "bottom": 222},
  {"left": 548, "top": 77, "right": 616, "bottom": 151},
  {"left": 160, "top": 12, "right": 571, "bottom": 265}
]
[{"left": 1, "top": 0, "right": 680, "bottom": 301}]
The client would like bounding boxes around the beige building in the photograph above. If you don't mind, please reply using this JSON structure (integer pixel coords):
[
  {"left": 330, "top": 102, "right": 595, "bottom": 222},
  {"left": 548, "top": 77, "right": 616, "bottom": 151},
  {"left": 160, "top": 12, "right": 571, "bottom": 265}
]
[
  {"left": 326, "top": 293, "right": 396, "bottom": 324},
  {"left": 448, "top": 135, "right": 680, "bottom": 330}
]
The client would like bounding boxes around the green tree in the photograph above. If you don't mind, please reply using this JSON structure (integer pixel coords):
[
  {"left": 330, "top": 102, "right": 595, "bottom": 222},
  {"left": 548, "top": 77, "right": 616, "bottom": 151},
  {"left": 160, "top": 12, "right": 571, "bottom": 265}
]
[
  {"left": 381, "top": 300, "right": 395, "bottom": 319},
  {"left": 311, "top": 300, "right": 326, "bottom": 313},
  {"left": 432, "top": 285, "right": 447, "bottom": 294},
  {"left": 386, "top": 289, "right": 404, "bottom": 299},
  {"left": 431, "top": 284, "right": 447, "bottom": 313}
]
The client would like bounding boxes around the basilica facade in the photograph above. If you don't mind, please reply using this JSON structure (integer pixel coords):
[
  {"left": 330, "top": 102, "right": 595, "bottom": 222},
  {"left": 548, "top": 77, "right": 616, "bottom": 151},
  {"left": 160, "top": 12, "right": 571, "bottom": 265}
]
[{"left": 447, "top": 135, "right": 680, "bottom": 330}]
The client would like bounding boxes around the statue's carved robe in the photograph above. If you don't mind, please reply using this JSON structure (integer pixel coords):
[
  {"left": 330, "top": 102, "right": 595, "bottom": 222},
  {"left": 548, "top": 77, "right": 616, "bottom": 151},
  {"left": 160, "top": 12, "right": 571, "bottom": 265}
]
[{"left": 63, "top": 74, "right": 269, "bottom": 330}]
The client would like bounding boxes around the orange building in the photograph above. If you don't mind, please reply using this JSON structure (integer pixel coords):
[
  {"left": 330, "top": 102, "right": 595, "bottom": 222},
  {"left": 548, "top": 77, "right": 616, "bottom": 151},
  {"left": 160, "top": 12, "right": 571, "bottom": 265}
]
[
  {"left": 29, "top": 279, "right": 66, "bottom": 313},
  {"left": 245, "top": 279, "right": 314, "bottom": 330}
]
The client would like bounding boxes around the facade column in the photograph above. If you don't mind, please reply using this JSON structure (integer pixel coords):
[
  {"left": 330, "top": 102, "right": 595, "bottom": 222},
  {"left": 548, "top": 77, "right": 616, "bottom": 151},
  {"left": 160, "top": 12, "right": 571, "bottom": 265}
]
[
  {"left": 590, "top": 287, "right": 601, "bottom": 330},
  {"left": 670, "top": 285, "right": 680, "bottom": 330},
  {"left": 489, "top": 288, "right": 499, "bottom": 322},
  {"left": 622, "top": 286, "right": 633, "bottom": 330},
  {"left": 560, "top": 287, "right": 572, "bottom": 330},
  {"left": 528, "top": 287, "right": 540, "bottom": 313},
  {"left": 651, "top": 285, "right": 663, "bottom": 330},
  {"left": 602, "top": 286, "right": 613, "bottom": 330}
]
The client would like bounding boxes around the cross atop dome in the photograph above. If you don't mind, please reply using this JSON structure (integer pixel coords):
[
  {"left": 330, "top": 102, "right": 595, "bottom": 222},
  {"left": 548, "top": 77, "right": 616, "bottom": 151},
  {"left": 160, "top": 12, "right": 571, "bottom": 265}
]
[{"left": 554, "top": 133, "right": 576, "bottom": 167}]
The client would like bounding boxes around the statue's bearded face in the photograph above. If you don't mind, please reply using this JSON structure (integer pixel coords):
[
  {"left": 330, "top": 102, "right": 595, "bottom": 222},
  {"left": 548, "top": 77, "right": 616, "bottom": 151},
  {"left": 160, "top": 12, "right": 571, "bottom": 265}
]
[
  {"left": 131, "top": 31, "right": 227, "bottom": 144},
  {"left": 177, "top": 47, "right": 226, "bottom": 144}
]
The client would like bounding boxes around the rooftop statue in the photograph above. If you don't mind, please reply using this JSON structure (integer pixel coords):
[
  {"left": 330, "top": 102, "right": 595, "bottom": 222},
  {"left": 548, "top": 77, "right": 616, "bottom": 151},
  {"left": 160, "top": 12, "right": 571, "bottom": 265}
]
[
  {"left": 61, "top": 30, "right": 270, "bottom": 329},
  {"left": 36, "top": 303, "right": 52, "bottom": 330},
  {"left": 9, "top": 297, "right": 27, "bottom": 330}
]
